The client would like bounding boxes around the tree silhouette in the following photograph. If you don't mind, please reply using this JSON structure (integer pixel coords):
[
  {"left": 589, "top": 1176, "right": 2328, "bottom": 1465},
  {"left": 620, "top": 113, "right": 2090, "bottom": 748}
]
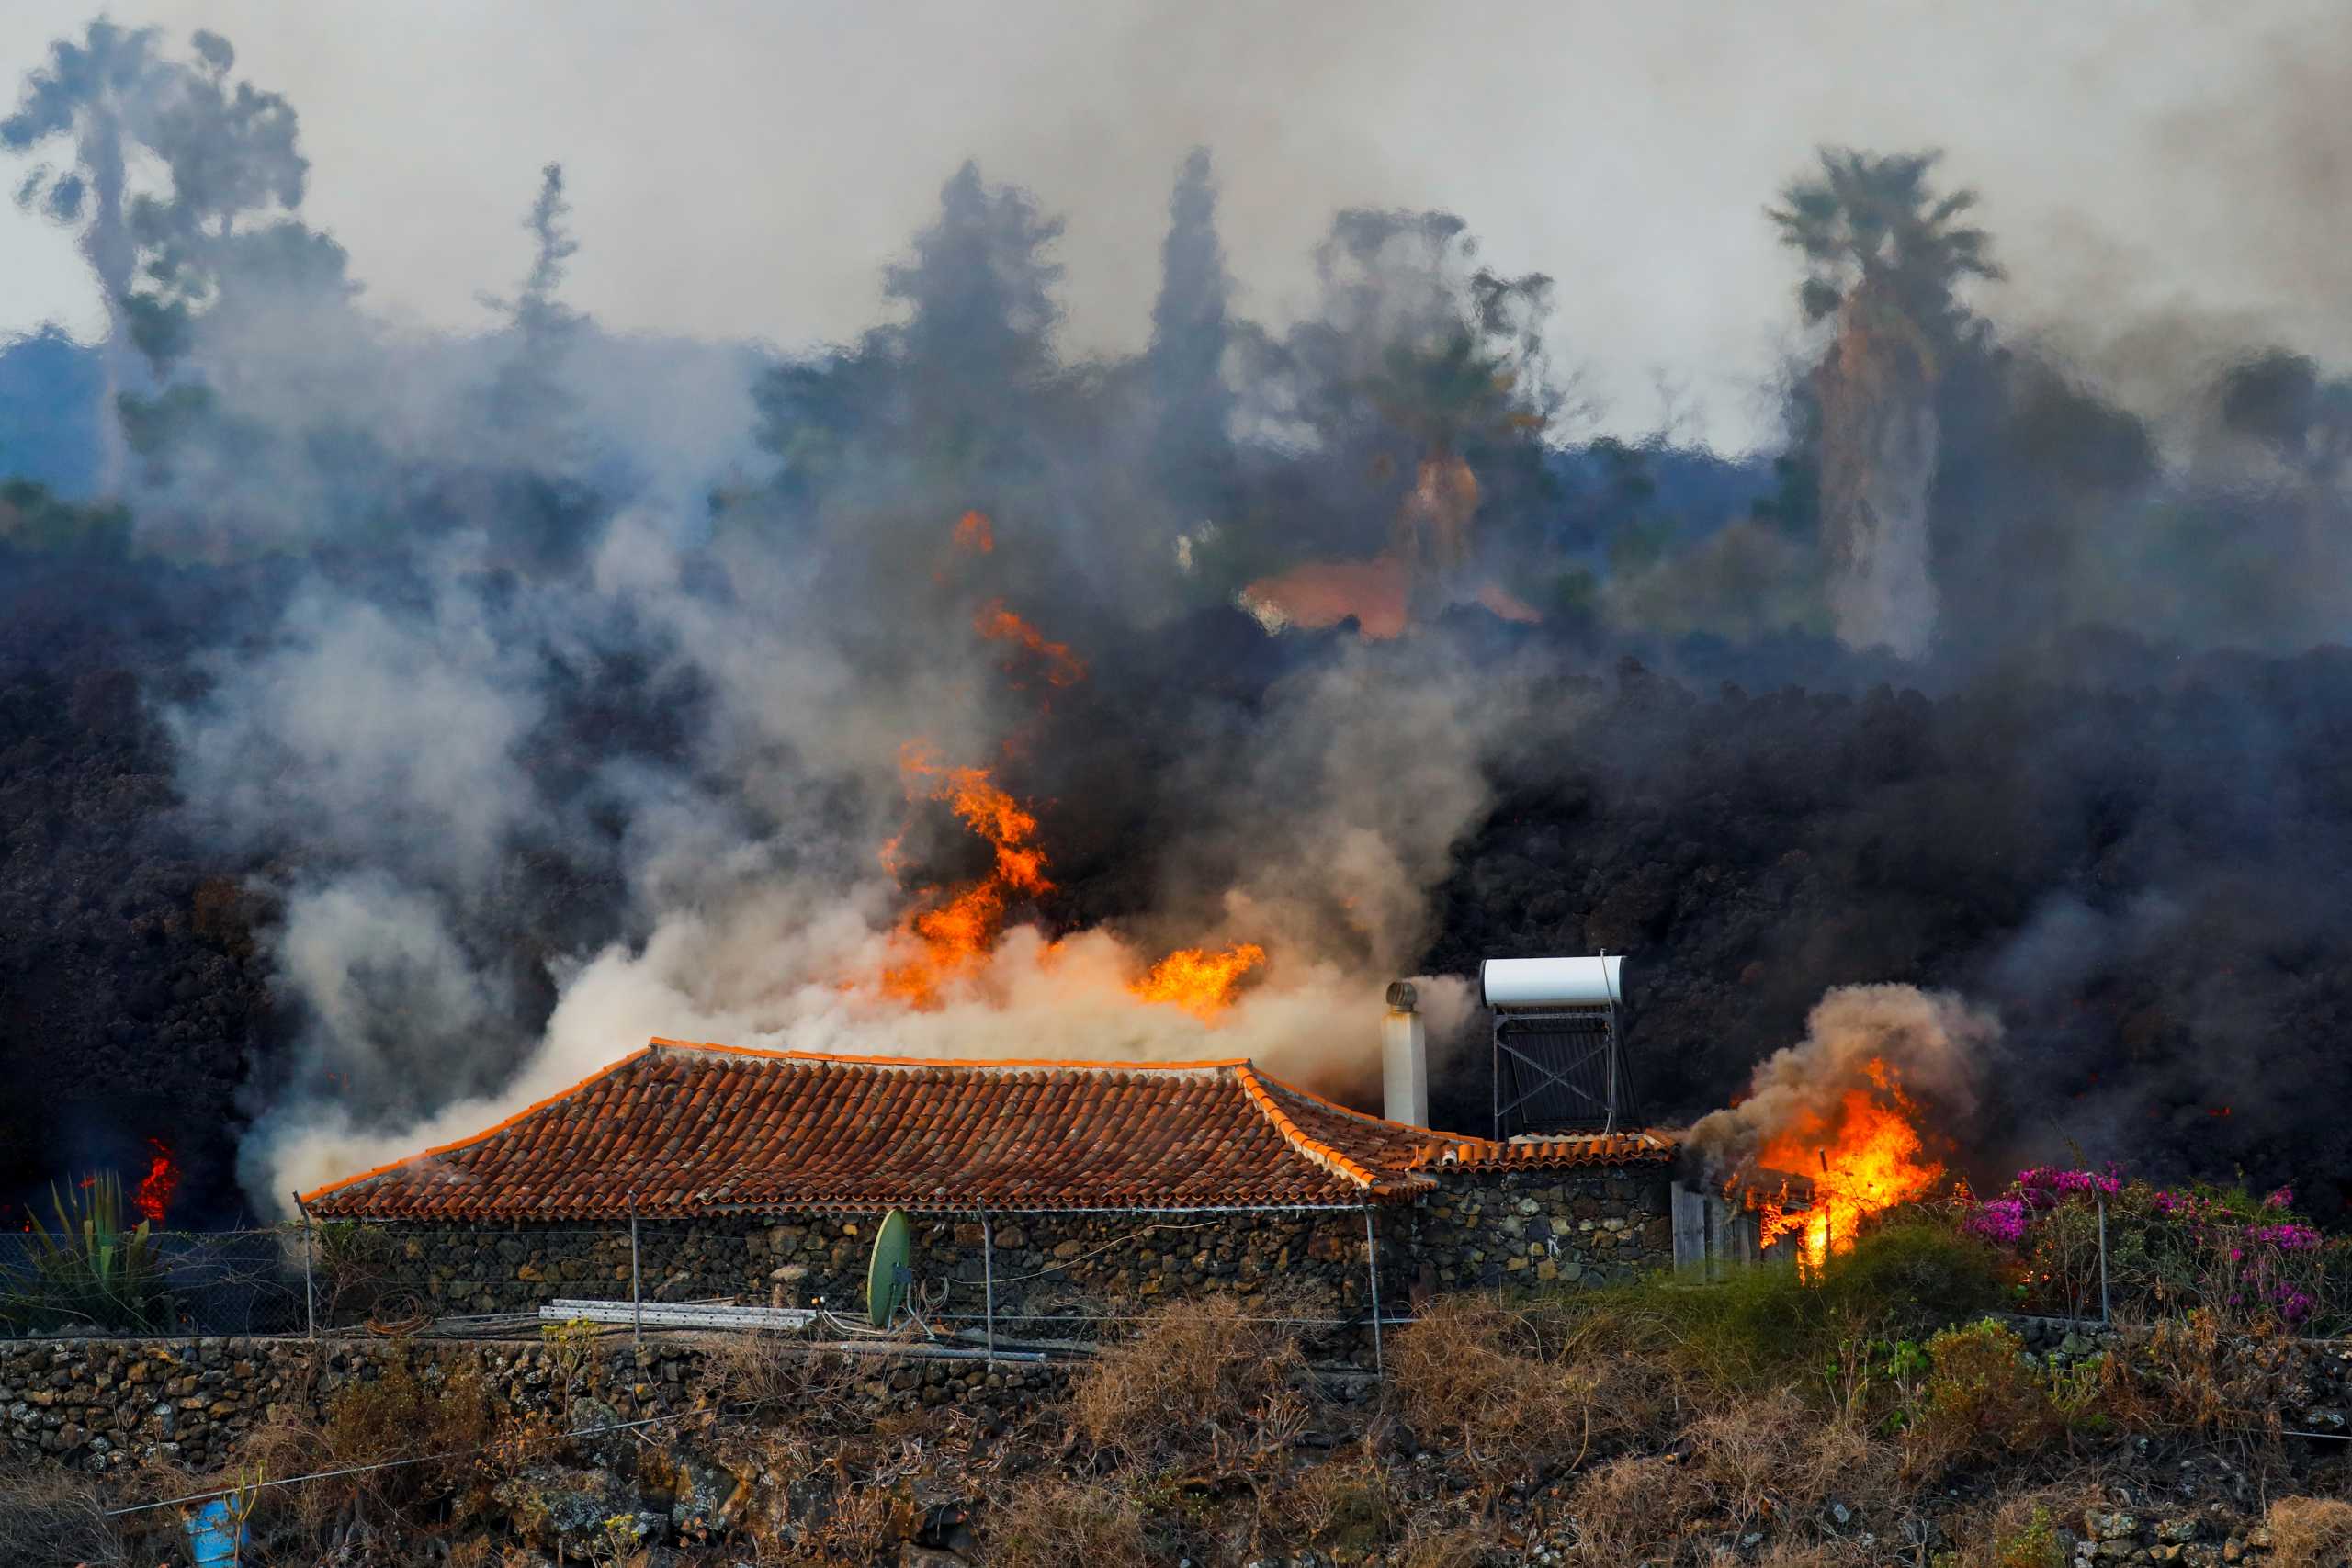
[
  {"left": 1769, "top": 149, "right": 2000, "bottom": 658},
  {"left": 1768, "top": 148, "right": 2000, "bottom": 344},
  {"left": 3, "top": 19, "right": 170, "bottom": 493}
]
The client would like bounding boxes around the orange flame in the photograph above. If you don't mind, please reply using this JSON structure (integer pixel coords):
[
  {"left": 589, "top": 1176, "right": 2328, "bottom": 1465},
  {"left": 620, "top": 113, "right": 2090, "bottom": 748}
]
[
  {"left": 879, "top": 746, "right": 1052, "bottom": 1007},
  {"left": 133, "top": 1138, "right": 180, "bottom": 1226},
  {"left": 974, "top": 599, "right": 1088, "bottom": 687},
  {"left": 1750, "top": 1058, "right": 1941, "bottom": 1269},
  {"left": 1129, "top": 942, "right": 1268, "bottom": 1021},
  {"left": 952, "top": 509, "right": 994, "bottom": 553}
]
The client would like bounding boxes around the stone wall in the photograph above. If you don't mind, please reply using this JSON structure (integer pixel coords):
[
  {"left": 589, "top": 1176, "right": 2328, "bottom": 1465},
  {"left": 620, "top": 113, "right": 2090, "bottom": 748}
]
[
  {"left": 338, "top": 1174, "right": 1676, "bottom": 1345},
  {"left": 347, "top": 1208, "right": 1385, "bottom": 1359},
  {"left": 1, "top": 1333, "right": 1068, "bottom": 1475},
  {"left": 1408, "top": 1167, "right": 1674, "bottom": 1293}
]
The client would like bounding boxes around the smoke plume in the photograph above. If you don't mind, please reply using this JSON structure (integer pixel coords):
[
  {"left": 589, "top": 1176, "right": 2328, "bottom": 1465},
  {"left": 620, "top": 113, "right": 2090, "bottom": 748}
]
[
  {"left": 14, "top": 13, "right": 2352, "bottom": 1226},
  {"left": 1683, "top": 985, "right": 1997, "bottom": 1183}
]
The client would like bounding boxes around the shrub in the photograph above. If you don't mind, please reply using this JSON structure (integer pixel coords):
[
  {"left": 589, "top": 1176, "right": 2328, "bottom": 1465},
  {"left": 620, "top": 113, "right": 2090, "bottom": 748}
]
[
  {"left": 237, "top": 1347, "right": 499, "bottom": 1544},
  {"left": 1070, "top": 1296, "right": 1306, "bottom": 1470},
  {"left": 1547, "top": 1221, "right": 2001, "bottom": 1404},
  {"left": 1960, "top": 1167, "right": 2350, "bottom": 1332},
  {"left": 3, "top": 1172, "right": 173, "bottom": 1333},
  {"left": 1905, "top": 1320, "right": 2067, "bottom": 1472},
  {"left": 986, "top": 1476, "right": 1148, "bottom": 1568},
  {"left": 1814, "top": 1218, "right": 2005, "bottom": 1338},
  {"left": 1392, "top": 1296, "right": 1653, "bottom": 1478},
  {"left": 2095, "top": 1307, "right": 2293, "bottom": 1439}
]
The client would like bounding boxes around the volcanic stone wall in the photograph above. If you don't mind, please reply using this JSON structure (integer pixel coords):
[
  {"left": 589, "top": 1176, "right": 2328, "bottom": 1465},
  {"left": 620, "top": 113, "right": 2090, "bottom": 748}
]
[
  {"left": 1408, "top": 1166, "right": 1675, "bottom": 1292},
  {"left": 0, "top": 1333, "right": 1067, "bottom": 1474},
  {"left": 355, "top": 1209, "right": 1383, "bottom": 1354},
  {"left": 341, "top": 1171, "right": 1676, "bottom": 1340}
]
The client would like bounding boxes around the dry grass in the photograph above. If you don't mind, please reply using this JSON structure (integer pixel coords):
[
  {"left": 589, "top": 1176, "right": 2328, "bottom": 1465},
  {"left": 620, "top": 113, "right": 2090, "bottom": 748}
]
[
  {"left": 1262, "top": 1448, "right": 1396, "bottom": 1555},
  {"left": 2098, "top": 1309, "right": 2295, "bottom": 1446},
  {"left": 2268, "top": 1496, "right": 2352, "bottom": 1568},
  {"left": 1069, "top": 1295, "right": 1307, "bottom": 1471},
  {"left": 1559, "top": 1454, "right": 1700, "bottom": 1563},
  {"left": 1396, "top": 1514, "right": 1501, "bottom": 1568},
  {"left": 0, "top": 1467, "right": 128, "bottom": 1568},
  {"left": 1689, "top": 1393, "right": 1894, "bottom": 1539},
  {"left": 703, "top": 1331, "right": 870, "bottom": 1429},
  {"left": 986, "top": 1475, "right": 1148, "bottom": 1567},
  {"left": 227, "top": 1348, "right": 498, "bottom": 1558},
  {"left": 1392, "top": 1296, "right": 1658, "bottom": 1481}
]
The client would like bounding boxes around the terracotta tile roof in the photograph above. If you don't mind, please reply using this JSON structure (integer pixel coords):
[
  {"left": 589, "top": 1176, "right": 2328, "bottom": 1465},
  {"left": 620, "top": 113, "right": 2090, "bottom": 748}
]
[
  {"left": 300, "top": 1040, "right": 1677, "bottom": 1221},
  {"left": 1404, "top": 1130, "right": 1679, "bottom": 1172}
]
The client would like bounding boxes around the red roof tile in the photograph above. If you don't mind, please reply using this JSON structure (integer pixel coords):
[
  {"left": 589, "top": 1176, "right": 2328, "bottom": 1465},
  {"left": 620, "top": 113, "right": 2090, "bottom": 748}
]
[
  {"left": 300, "top": 1040, "right": 1677, "bottom": 1220},
  {"left": 1404, "top": 1131, "right": 1679, "bottom": 1172}
]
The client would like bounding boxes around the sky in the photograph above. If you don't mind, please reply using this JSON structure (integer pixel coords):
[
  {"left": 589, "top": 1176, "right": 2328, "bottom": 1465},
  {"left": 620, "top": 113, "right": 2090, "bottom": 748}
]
[{"left": 3, "top": 0, "right": 2346, "bottom": 453}]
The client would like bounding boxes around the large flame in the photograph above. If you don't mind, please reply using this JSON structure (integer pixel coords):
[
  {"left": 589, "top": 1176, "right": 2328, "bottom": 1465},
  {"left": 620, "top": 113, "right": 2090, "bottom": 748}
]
[
  {"left": 1750, "top": 1058, "right": 1941, "bottom": 1269},
  {"left": 874, "top": 511, "right": 1268, "bottom": 1020},
  {"left": 1128, "top": 942, "right": 1268, "bottom": 1021},
  {"left": 879, "top": 745, "right": 1054, "bottom": 1007}
]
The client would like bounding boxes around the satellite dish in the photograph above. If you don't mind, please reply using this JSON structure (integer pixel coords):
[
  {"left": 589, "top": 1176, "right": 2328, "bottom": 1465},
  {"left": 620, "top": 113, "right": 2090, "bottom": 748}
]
[{"left": 865, "top": 1209, "right": 911, "bottom": 1329}]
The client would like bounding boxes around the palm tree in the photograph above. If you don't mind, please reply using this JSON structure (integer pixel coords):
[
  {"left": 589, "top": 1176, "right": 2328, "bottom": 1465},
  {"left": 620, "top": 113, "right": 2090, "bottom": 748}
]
[
  {"left": 1768, "top": 148, "right": 2000, "bottom": 344},
  {"left": 1767, "top": 150, "right": 2000, "bottom": 659},
  {"left": 4, "top": 19, "right": 170, "bottom": 494}
]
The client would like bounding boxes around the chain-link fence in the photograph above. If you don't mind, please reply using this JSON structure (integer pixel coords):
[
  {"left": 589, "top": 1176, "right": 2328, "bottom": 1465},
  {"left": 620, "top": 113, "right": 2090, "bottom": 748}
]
[
  {"left": 0, "top": 1227, "right": 310, "bottom": 1338},
  {"left": 1, "top": 1212, "right": 1404, "bottom": 1364}
]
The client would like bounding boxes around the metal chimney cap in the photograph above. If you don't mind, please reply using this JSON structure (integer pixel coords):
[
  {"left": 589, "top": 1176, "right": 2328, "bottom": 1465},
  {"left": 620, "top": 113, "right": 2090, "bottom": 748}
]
[{"left": 1385, "top": 980, "right": 1418, "bottom": 1011}]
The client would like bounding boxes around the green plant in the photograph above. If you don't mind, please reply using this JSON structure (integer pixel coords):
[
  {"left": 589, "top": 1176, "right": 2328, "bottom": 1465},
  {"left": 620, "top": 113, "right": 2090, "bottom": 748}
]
[
  {"left": 4, "top": 1171, "right": 174, "bottom": 1332},
  {"left": 1906, "top": 1319, "right": 2069, "bottom": 1471},
  {"left": 1990, "top": 1506, "right": 2065, "bottom": 1568}
]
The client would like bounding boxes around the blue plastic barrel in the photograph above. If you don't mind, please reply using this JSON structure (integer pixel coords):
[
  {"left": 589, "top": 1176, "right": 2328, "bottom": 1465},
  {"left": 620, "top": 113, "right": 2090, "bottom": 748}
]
[{"left": 185, "top": 1497, "right": 246, "bottom": 1565}]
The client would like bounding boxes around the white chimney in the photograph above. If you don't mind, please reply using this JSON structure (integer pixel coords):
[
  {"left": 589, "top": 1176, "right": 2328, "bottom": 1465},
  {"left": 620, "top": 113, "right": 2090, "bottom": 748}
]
[{"left": 1382, "top": 980, "right": 1429, "bottom": 1127}]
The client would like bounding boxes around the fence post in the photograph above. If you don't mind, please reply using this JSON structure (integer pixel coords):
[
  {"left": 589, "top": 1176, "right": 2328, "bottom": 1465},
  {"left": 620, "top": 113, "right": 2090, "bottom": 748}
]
[
  {"left": 1363, "top": 1208, "right": 1385, "bottom": 1378},
  {"left": 2098, "top": 1192, "right": 2110, "bottom": 1326},
  {"left": 979, "top": 1208, "right": 996, "bottom": 1367},
  {"left": 628, "top": 1196, "right": 642, "bottom": 1351},
  {"left": 291, "top": 1194, "right": 316, "bottom": 1341}
]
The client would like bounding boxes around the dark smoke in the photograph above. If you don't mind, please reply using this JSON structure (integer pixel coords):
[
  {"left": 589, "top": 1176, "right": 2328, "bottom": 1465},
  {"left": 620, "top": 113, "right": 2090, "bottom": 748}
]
[{"left": 6, "top": 17, "right": 2352, "bottom": 1224}]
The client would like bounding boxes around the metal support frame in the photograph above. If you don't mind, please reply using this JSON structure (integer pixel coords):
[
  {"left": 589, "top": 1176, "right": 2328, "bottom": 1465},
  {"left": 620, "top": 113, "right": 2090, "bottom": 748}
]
[
  {"left": 292, "top": 1192, "right": 316, "bottom": 1341},
  {"left": 1362, "top": 1208, "right": 1385, "bottom": 1377},
  {"left": 979, "top": 1208, "right": 997, "bottom": 1366},
  {"left": 628, "top": 1194, "right": 642, "bottom": 1350},
  {"left": 1490, "top": 998, "right": 1627, "bottom": 1140}
]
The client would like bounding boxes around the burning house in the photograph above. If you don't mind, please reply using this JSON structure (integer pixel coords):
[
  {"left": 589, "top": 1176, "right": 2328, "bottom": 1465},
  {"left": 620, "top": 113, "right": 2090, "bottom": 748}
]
[{"left": 299, "top": 982, "right": 1682, "bottom": 1350}]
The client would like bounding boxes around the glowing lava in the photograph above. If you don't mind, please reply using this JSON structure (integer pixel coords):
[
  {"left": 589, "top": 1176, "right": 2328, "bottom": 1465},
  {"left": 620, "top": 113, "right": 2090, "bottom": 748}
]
[
  {"left": 1752, "top": 1058, "right": 1941, "bottom": 1269},
  {"left": 1128, "top": 943, "right": 1268, "bottom": 1021},
  {"left": 879, "top": 746, "right": 1053, "bottom": 1008},
  {"left": 133, "top": 1138, "right": 180, "bottom": 1226}
]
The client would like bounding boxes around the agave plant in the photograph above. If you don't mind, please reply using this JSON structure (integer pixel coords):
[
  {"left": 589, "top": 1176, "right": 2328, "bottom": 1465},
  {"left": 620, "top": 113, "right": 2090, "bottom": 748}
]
[{"left": 7, "top": 1170, "right": 174, "bottom": 1332}]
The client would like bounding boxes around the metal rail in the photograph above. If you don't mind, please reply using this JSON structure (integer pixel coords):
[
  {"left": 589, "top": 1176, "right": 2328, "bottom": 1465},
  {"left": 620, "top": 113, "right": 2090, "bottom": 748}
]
[{"left": 541, "top": 1300, "right": 815, "bottom": 1332}]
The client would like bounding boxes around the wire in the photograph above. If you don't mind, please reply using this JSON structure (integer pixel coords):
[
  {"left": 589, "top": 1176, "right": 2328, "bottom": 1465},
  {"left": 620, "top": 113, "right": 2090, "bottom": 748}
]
[
  {"left": 102, "top": 1407, "right": 706, "bottom": 1518},
  {"left": 949, "top": 1219, "right": 1224, "bottom": 1285}
]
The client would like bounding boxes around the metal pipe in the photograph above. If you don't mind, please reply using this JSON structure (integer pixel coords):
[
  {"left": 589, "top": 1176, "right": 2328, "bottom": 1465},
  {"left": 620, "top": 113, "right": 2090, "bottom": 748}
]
[
  {"left": 292, "top": 1193, "right": 315, "bottom": 1341},
  {"left": 1363, "top": 1208, "right": 1385, "bottom": 1377},
  {"left": 1491, "top": 1026, "right": 1501, "bottom": 1142},
  {"left": 979, "top": 1207, "right": 996, "bottom": 1367},
  {"left": 628, "top": 1195, "right": 642, "bottom": 1350}
]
